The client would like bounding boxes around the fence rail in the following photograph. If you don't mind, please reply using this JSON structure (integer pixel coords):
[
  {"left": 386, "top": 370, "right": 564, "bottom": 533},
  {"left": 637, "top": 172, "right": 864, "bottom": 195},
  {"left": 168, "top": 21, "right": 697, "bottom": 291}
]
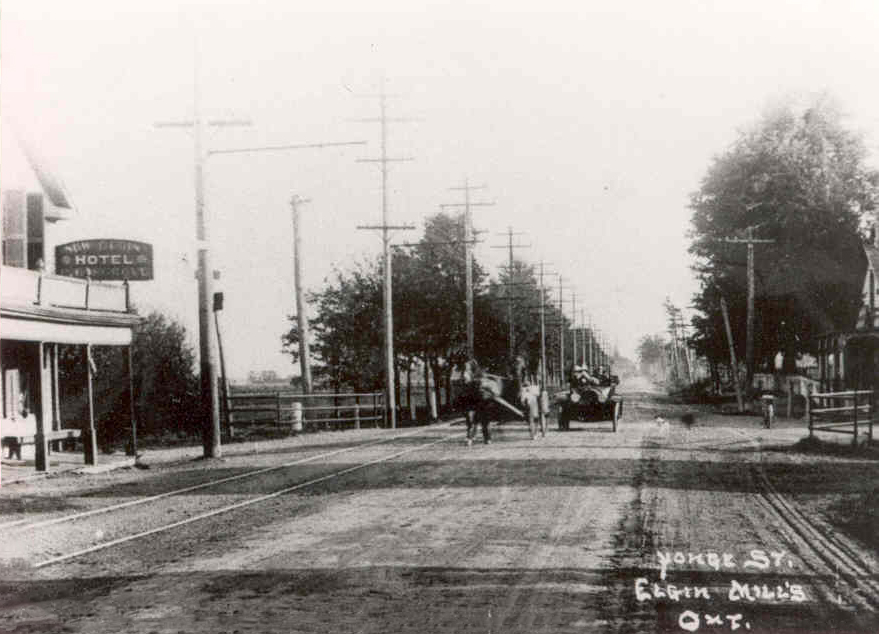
[
  {"left": 806, "top": 387, "right": 874, "bottom": 444},
  {"left": 225, "top": 390, "right": 385, "bottom": 436}
]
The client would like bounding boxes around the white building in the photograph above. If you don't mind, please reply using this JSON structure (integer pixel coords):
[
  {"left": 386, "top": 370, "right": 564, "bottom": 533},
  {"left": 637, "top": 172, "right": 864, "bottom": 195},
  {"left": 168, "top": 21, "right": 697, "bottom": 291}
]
[{"left": 1, "top": 137, "right": 141, "bottom": 477}]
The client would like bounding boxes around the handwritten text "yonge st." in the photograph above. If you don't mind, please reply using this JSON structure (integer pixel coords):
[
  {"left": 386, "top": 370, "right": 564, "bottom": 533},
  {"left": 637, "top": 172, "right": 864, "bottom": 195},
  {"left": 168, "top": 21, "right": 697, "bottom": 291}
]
[{"left": 656, "top": 550, "right": 794, "bottom": 580}]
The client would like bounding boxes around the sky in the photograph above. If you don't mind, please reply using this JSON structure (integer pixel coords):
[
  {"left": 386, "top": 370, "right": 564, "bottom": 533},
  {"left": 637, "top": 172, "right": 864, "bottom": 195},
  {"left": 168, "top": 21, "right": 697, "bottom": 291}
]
[{"left": 3, "top": 0, "right": 879, "bottom": 380}]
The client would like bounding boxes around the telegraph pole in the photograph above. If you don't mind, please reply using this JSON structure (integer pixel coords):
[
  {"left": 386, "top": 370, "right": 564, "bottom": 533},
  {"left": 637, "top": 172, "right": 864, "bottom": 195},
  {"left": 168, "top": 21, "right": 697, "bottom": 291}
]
[
  {"left": 155, "top": 46, "right": 251, "bottom": 459},
  {"left": 558, "top": 276, "right": 565, "bottom": 378},
  {"left": 587, "top": 315, "right": 594, "bottom": 368},
  {"left": 491, "top": 227, "right": 529, "bottom": 360},
  {"left": 571, "top": 291, "right": 578, "bottom": 366},
  {"left": 441, "top": 179, "right": 494, "bottom": 359},
  {"left": 724, "top": 227, "right": 775, "bottom": 387},
  {"left": 291, "top": 195, "right": 313, "bottom": 394},
  {"left": 156, "top": 45, "right": 365, "bottom": 456},
  {"left": 538, "top": 260, "right": 550, "bottom": 434},
  {"left": 580, "top": 309, "right": 587, "bottom": 368},
  {"left": 355, "top": 83, "right": 416, "bottom": 429}
]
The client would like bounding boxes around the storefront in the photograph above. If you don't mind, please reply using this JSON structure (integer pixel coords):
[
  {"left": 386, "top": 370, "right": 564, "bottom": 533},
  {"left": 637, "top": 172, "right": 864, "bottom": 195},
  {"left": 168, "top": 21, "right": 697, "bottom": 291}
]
[{"left": 1, "top": 266, "right": 141, "bottom": 474}]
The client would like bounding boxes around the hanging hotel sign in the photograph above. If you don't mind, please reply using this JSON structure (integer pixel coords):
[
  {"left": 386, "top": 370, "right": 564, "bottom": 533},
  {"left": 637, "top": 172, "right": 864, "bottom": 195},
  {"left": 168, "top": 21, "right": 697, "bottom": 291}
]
[{"left": 55, "top": 239, "right": 154, "bottom": 281}]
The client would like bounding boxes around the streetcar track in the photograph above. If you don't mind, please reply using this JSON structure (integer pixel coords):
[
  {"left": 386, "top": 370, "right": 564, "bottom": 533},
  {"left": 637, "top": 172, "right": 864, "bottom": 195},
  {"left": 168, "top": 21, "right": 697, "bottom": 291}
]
[
  {"left": 34, "top": 429, "right": 463, "bottom": 568},
  {"left": 736, "top": 430, "right": 879, "bottom": 614},
  {"left": 1, "top": 420, "right": 460, "bottom": 533}
]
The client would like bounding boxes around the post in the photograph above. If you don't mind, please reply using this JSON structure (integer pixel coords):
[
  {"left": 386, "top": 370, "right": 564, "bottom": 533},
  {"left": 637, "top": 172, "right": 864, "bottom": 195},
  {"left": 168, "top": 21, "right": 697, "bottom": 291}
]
[
  {"left": 538, "top": 262, "right": 547, "bottom": 435},
  {"left": 52, "top": 343, "right": 60, "bottom": 431},
  {"left": 869, "top": 389, "right": 874, "bottom": 443},
  {"left": 720, "top": 297, "right": 744, "bottom": 413},
  {"left": 787, "top": 380, "right": 793, "bottom": 419},
  {"left": 127, "top": 345, "right": 138, "bottom": 457},
  {"left": 464, "top": 182, "right": 474, "bottom": 360},
  {"left": 587, "top": 316, "right": 594, "bottom": 369},
  {"left": 571, "top": 291, "right": 577, "bottom": 366},
  {"left": 34, "top": 343, "right": 49, "bottom": 472},
  {"left": 354, "top": 395, "right": 361, "bottom": 430},
  {"left": 806, "top": 383, "right": 813, "bottom": 437},
  {"left": 291, "top": 195, "right": 313, "bottom": 394},
  {"left": 84, "top": 344, "right": 98, "bottom": 466},
  {"left": 853, "top": 389, "right": 859, "bottom": 446},
  {"left": 581, "top": 309, "right": 587, "bottom": 369},
  {"left": 428, "top": 366, "right": 438, "bottom": 421},
  {"left": 193, "top": 67, "right": 222, "bottom": 460},
  {"left": 277, "top": 393, "right": 282, "bottom": 426},
  {"left": 214, "top": 307, "right": 230, "bottom": 438},
  {"left": 746, "top": 230, "right": 755, "bottom": 388},
  {"left": 507, "top": 229, "right": 515, "bottom": 360},
  {"left": 291, "top": 401, "right": 303, "bottom": 434},
  {"left": 558, "top": 276, "right": 564, "bottom": 380},
  {"left": 373, "top": 392, "right": 379, "bottom": 428}
]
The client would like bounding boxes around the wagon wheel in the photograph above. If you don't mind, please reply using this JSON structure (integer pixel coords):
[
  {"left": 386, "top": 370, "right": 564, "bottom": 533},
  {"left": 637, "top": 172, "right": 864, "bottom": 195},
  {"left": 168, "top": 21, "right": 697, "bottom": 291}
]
[{"left": 612, "top": 400, "right": 620, "bottom": 432}]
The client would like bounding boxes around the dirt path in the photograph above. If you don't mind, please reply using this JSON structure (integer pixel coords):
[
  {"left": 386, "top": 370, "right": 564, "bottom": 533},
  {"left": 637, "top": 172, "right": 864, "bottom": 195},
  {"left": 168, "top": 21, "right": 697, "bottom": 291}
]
[{"left": 0, "top": 386, "right": 876, "bottom": 633}]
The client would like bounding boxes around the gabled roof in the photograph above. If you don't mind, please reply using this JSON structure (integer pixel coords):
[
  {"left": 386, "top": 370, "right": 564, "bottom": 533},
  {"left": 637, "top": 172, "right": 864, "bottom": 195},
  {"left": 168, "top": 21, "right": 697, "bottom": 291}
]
[{"left": 18, "top": 138, "right": 76, "bottom": 214}]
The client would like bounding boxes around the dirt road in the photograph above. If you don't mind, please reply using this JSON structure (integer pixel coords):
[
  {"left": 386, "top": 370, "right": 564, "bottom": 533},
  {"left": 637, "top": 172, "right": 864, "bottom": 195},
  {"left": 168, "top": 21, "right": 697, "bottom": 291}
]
[{"left": 0, "top": 385, "right": 876, "bottom": 633}]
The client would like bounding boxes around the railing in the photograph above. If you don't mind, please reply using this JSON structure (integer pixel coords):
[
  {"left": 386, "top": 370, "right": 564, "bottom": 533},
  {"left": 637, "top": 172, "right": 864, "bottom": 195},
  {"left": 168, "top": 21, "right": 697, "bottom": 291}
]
[
  {"left": 0, "top": 265, "right": 130, "bottom": 313},
  {"left": 226, "top": 390, "right": 385, "bottom": 436},
  {"left": 806, "top": 387, "right": 874, "bottom": 445},
  {"left": 786, "top": 375, "right": 821, "bottom": 418}
]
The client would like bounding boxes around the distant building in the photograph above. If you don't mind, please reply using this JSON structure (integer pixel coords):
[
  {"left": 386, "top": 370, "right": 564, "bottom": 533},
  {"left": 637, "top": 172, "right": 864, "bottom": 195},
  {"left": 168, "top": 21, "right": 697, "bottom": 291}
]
[{"left": 1, "top": 137, "right": 141, "bottom": 476}]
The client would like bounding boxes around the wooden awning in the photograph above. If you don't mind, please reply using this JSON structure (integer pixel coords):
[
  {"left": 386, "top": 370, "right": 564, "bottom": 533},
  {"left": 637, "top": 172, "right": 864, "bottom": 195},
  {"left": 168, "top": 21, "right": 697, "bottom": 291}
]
[{"left": 0, "top": 314, "right": 133, "bottom": 345}]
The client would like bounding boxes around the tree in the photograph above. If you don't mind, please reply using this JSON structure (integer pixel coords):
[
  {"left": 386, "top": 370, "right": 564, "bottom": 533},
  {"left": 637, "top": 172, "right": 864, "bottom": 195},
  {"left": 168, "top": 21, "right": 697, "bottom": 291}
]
[
  {"left": 283, "top": 258, "right": 384, "bottom": 392},
  {"left": 636, "top": 334, "right": 666, "bottom": 377},
  {"left": 689, "top": 96, "right": 879, "bottom": 378},
  {"left": 59, "top": 309, "right": 200, "bottom": 449}
]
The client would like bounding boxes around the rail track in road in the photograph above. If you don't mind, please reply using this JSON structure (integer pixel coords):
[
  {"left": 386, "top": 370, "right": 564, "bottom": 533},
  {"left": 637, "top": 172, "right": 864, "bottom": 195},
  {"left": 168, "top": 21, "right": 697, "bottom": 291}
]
[
  {"left": 0, "top": 421, "right": 461, "bottom": 533},
  {"left": 632, "top": 421, "right": 879, "bottom": 631},
  {"left": 746, "top": 434, "right": 879, "bottom": 615},
  {"left": 0, "top": 422, "right": 463, "bottom": 568}
]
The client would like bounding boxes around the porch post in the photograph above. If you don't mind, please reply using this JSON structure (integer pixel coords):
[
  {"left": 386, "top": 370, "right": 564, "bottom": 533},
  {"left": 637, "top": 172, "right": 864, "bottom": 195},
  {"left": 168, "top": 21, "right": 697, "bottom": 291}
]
[
  {"left": 34, "top": 342, "right": 50, "bottom": 472},
  {"left": 52, "top": 343, "right": 60, "bottom": 431},
  {"left": 84, "top": 344, "right": 98, "bottom": 466},
  {"left": 126, "top": 344, "right": 137, "bottom": 457}
]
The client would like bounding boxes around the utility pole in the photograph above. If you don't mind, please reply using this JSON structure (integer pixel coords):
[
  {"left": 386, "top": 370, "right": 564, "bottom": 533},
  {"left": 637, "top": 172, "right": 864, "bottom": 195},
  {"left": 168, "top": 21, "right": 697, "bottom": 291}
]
[
  {"left": 571, "top": 291, "right": 578, "bottom": 366},
  {"left": 291, "top": 195, "right": 313, "bottom": 394},
  {"left": 720, "top": 297, "right": 745, "bottom": 412},
  {"left": 587, "top": 315, "right": 594, "bottom": 368},
  {"left": 491, "top": 227, "right": 529, "bottom": 360},
  {"left": 156, "top": 45, "right": 365, "bottom": 456},
  {"left": 441, "top": 179, "right": 494, "bottom": 359},
  {"left": 674, "top": 309, "right": 693, "bottom": 384},
  {"left": 581, "top": 309, "right": 587, "bottom": 369},
  {"left": 538, "top": 260, "right": 550, "bottom": 434},
  {"left": 724, "top": 227, "right": 775, "bottom": 388},
  {"left": 558, "top": 276, "right": 565, "bottom": 379},
  {"left": 355, "top": 82, "right": 416, "bottom": 429}
]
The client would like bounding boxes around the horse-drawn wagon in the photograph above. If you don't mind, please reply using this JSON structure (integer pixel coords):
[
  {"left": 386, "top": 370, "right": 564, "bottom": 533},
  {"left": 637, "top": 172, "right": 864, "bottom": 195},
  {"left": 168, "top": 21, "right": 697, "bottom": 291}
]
[
  {"left": 556, "top": 367, "right": 622, "bottom": 432},
  {"left": 460, "top": 357, "right": 546, "bottom": 444}
]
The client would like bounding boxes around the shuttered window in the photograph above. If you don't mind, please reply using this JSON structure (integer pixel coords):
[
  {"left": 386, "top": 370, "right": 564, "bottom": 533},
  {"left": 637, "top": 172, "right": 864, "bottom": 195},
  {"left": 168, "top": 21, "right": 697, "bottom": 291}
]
[{"left": 2, "top": 189, "right": 27, "bottom": 268}]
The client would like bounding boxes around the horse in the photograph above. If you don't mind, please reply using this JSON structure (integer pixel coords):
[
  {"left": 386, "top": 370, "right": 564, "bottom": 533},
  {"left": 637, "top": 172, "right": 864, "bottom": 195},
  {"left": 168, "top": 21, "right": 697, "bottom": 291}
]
[{"left": 460, "top": 356, "right": 542, "bottom": 445}]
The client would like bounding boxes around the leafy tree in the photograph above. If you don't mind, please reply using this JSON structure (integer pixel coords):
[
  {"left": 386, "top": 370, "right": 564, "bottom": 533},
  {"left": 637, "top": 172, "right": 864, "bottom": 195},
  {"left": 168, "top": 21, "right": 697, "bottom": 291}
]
[
  {"left": 636, "top": 334, "right": 666, "bottom": 376},
  {"left": 59, "top": 309, "right": 201, "bottom": 449},
  {"left": 689, "top": 97, "right": 879, "bottom": 378},
  {"left": 281, "top": 211, "right": 570, "bottom": 407},
  {"left": 282, "top": 258, "right": 384, "bottom": 392}
]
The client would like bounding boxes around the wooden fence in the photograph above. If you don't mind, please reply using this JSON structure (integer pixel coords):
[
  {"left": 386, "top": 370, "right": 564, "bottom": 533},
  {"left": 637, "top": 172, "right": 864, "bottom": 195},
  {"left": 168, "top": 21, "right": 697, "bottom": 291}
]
[
  {"left": 806, "top": 387, "right": 874, "bottom": 444},
  {"left": 225, "top": 390, "right": 385, "bottom": 436}
]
